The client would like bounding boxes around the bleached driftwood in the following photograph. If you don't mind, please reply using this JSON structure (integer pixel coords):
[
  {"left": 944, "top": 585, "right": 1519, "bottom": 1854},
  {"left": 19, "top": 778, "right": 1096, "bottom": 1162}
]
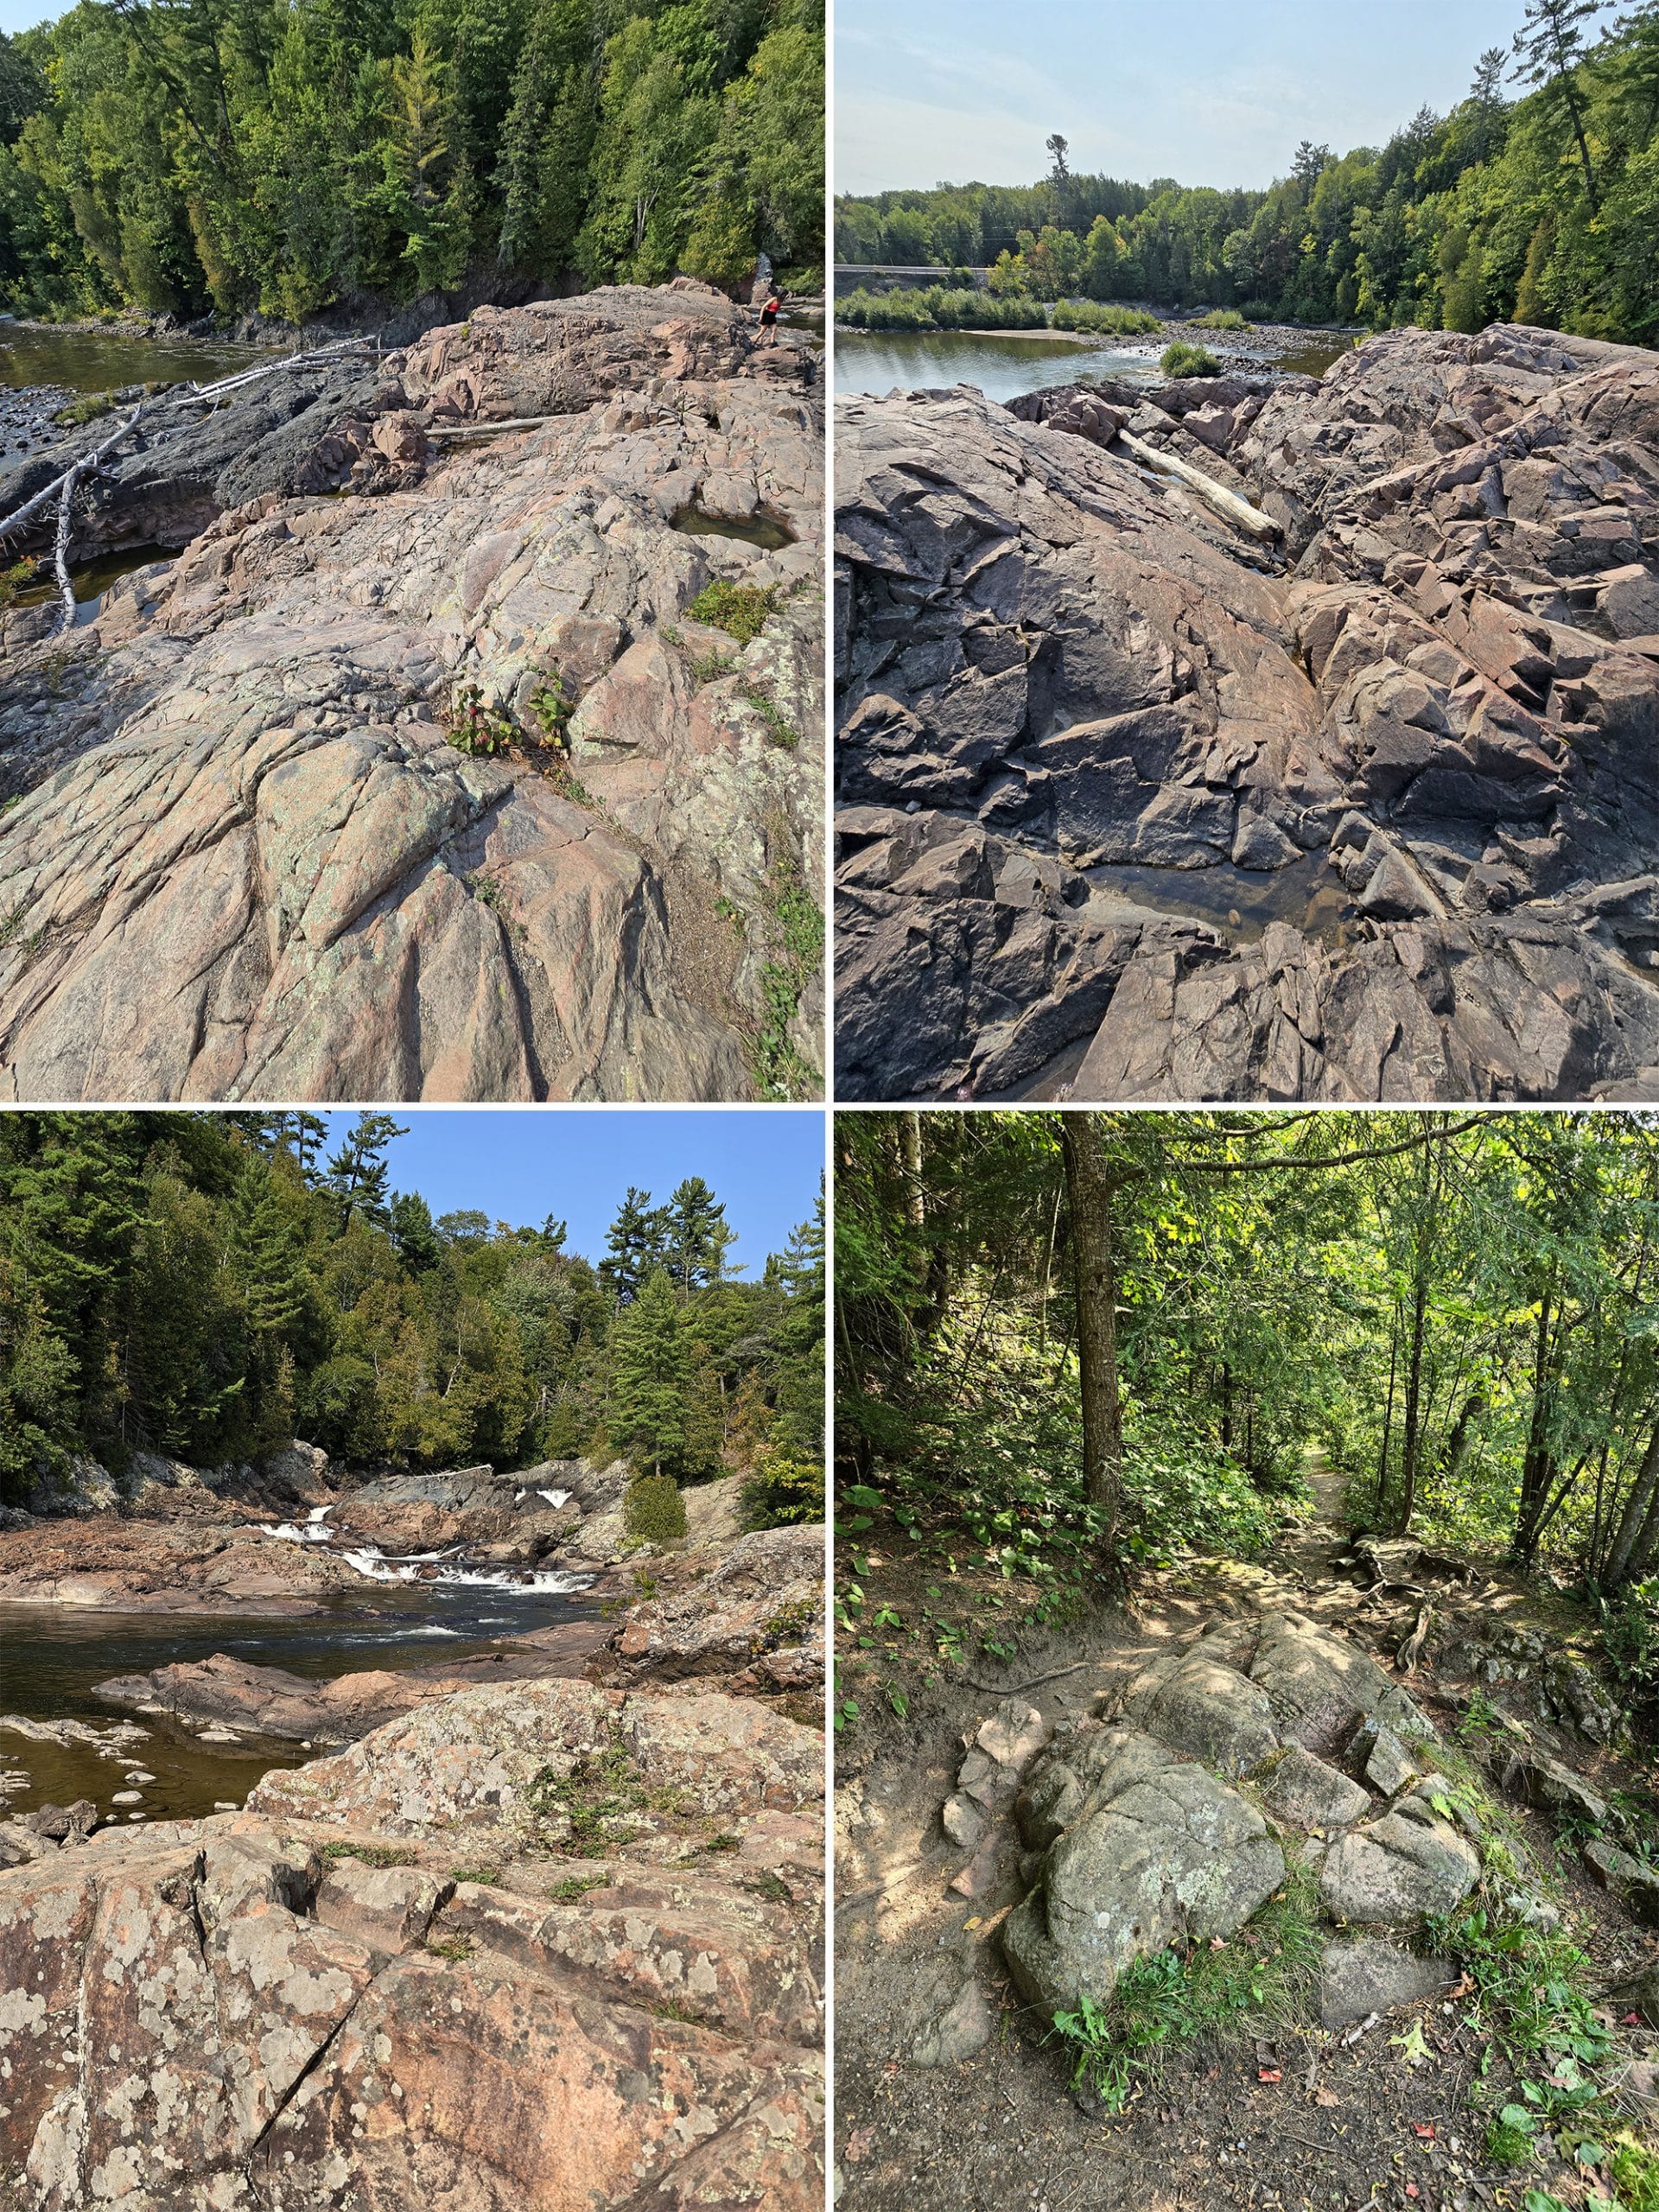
[
  {"left": 1117, "top": 427, "right": 1281, "bottom": 543},
  {"left": 0, "top": 339, "right": 377, "bottom": 636}
]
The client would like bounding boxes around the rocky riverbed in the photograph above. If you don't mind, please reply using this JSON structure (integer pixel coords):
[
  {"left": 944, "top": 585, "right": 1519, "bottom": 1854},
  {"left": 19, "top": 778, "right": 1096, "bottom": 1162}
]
[
  {"left": 835, "top": 321, "right": 1659, "bottom": 1100},
  {"left": 0, "top": 1443, "right": 825, "bottom": 2209},
  {"left": 0, "top": 281, "right": 824, "bottom": 1102}
]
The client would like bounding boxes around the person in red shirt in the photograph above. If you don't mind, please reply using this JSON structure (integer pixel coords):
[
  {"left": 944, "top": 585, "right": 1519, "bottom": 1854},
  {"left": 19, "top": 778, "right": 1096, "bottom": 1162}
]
[{"left": 758, "top": 291, "right": 781, "bottom": 345}]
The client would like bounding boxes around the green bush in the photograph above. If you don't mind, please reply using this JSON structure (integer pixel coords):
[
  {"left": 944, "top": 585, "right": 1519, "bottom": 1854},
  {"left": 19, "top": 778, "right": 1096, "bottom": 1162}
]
[
  {"left": 1052, "top": 300, "right": 1160, "bottom": 336},
  {"left": 1159, "top": 341, "right": 1222, "bottom": 378},
  {"left": 836, "top": 285, "right": 1044, "bottom": 332},
  {"left": 624, "top": 1472, "right": 686, "bottom": 1542},
  {"left": 687, "top": 579, "right": 780, "bottom": 643},
  {"left": 741, "top": 1452, "right": 824, "bottom": 1529},
  {"left": 1194, "top": 308, "right": 1246, "bottom": 330}
]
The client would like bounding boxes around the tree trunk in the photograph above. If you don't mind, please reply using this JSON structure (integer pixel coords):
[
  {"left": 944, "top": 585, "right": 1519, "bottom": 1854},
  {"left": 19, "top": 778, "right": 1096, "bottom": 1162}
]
[
  {"left": 1512, "top": 1286, "right": 1558, "bottom": 1561},
  {"left": 1605, "top": 1418, "right": 1659, "bottom": 1586},
  {"left": 1061, "top": 1113, "right": 1122, "bottom": 1563}
]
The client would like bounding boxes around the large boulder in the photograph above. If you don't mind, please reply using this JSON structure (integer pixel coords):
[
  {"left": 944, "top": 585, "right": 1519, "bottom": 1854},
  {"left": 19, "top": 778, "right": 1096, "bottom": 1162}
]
[
  {"left": 587, "top": 1522, "right": 825, "bottom": 1693},
  {"left": 1319, "top": 1800, "right": 1480, "bottom": 1924},
  {"left": 1002, "top": 1725, "right": 1285, "bottom": 2012}
]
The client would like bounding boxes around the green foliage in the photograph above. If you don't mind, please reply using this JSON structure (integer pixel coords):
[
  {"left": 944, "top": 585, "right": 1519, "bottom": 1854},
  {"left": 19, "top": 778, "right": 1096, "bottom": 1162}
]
[
  {"left": 686, "top": 579, "right": 780, "bottom": 643},
  {"left": 0, "top": 1113, "right": 822, "bottom": 1500},
  {"left": 52, "top": 391, "right": 113, "bottom": 426},
  {"left": 1194, "top": 308, "right": 1246, "bottom": 328},
  {"left": 749, "top": 841, "right": 823, "bottom": 1103},
  {"left": 0, "top": 1, "right": 822, "bottom": 320},
  {"left": 526, "top": 670, "right": 573, "bottom": 749},
  {"left": 623, "top": 1469, "right": 687, "bottom": 1542},
  {"left": 0, "top": 556, "right": 40, "bottom": 609},
  {"left": 835, "top": 10, "right": 1659, "bottom": 346},
  {"left": 737, "top": 679, "right": 798, "bottom": 748},
  {"left": 1049, "top": 299, "right": 1159, "bottom": 334},
  {"left": 1053, "top": 1864, "right": 1324, "bottom": 2109},
  {"left": 1160, "top": 340, "right": 1221, "bottom": 378},
  {"left": 741, "top": 1450, "right": 824, "bottom": 1529},
  {"left": 836, "top": 283, "right": 1045, "bottom": 331},
  {"left": 445, "top": 683, "right": 518, "bottom": 757}
]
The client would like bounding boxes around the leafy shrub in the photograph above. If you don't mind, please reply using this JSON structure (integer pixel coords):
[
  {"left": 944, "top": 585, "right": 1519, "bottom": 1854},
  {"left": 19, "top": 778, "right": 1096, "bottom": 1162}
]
[
  {"left": 1160, "top": 341, "right": 1222, "bottom": 378},
  {"left": 687, "top": 579, "right": 779, "bottom": 642},
  {"left": 0, "top": 557, "right": 41, "bottom": 611},
  {"left": 837, "top": 285, "right": 1045, "bottom": 332},
  {"left": 741, "top": 1452, "right": 824, "bottom": 1529},
  {"left": 527, "top": 669, "right": 573, "bottom": 748},
  {"left": 1194, "top": 308, "right": 1246, "bottom": 329},
  {"left": 624, "top": 1472, "right": 686, "bottom": 1542},
  {"left": 1600, "top": 1577, "right": 1659, "bottom": 1732},
  {"left": 1052, "top": 300, "right": 1160, "bottom": 335}
]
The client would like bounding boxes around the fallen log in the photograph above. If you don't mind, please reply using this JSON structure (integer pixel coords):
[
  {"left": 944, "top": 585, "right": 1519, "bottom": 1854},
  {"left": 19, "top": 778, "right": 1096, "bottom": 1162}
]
[{"left": 1116, "top": 427, "right": 1282, "bottom": 543}]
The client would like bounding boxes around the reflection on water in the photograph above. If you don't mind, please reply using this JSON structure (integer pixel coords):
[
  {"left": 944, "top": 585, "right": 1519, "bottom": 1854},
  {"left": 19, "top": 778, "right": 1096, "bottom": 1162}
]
[
  {"left": 0, "top": 326, "right": 272, "bottom": 397},
  {"left": 10, "top": 543, "right": 175, "bottom": 622},
  {"left": 834, "top": 325, "right": 1354, "bottom": 404},
  {"left": 0, "top": 1584, "right": 598, "bottom": 1825},
  {"left": 1084, "top": 848, "right": 1352, "bottom": 947},
  {"left": 671, "top": 504, "right": 794, "bottom": 550}
]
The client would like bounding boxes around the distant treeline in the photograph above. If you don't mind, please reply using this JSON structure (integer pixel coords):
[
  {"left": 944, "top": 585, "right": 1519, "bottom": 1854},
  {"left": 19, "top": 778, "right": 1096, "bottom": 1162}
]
[
  {"left": 835, "top": 3, "right": 1659, "bottom": 342},
  {"left": 0, "top": 1111, "right": 824, "bottom": 1522},
  {"left": 0, "top": 0, "right": 823, "bottom": 322}
]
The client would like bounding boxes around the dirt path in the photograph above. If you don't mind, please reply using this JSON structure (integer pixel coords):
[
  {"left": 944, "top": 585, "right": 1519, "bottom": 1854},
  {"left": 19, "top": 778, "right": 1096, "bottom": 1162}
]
[{"left": 833, "top": 1465, "right": 1659, "bottom": 2212}]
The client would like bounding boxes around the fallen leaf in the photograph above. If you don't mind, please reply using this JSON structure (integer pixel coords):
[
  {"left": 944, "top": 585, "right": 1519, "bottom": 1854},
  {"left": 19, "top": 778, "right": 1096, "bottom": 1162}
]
[
  {"left": 1405, "top": 2187, "right": 1419, "bottom": 2201},
  {"left": 963, "top": 1916, "right": 982, "bottom": 1930},
  {"left": 1315, "top": 2086, "right": 1340, "bottom": 2109},
  {"left": 1258, "top": 2068, "right": 1283, "bottom": 2083},
  {"left": 1414, "top": 2125, "right": 1437, "bottom": 2139},
  {"left": 845, "top": 2128, "right": 874, "bottom": 2164}
]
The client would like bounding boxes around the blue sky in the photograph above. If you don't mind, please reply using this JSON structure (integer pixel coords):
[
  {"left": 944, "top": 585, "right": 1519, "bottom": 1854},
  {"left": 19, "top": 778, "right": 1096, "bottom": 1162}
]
[
  {"left": 313, "top": 1109, "right": 823, "bottom": 1274},
  {"left": 837, "top": 0, "right": 1539, "bottom": 197}
]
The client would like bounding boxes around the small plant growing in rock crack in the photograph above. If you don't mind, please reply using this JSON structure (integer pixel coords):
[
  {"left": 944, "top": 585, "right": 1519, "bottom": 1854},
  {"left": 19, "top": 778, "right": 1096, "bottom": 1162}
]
[
  {"left": 426, "top": 1933, "right": 475, "bottom": 1961},
  {"left": 467, "top": 870, "right": 527, "bottom": 944},
  {"left": 448, "top": 1865, "right": 500, "bottom": 1887},
  {"left": 1051, "top": 1859, "right": 1324, "bottom": 2112},
  {"left": 553, "top": 1872, "right": 613, "bottom": 1902},
  {"left": 526, "top": 1725, "right": 687, "bottom": 1856},
  {"left": 318, "top": 1841, "right": 417, "bottom": 1867},
  {"left": 740, "top": 1870, "right": 792, "bottom": 1904},
  {"left": 445, "top": 681, "right": 518, "bottom": 756},
  {"left": 747, "top": 838, "right": 823, "bottom": 1100},
  {"left": 737, "top": 680, "right": 798, "bottom": 748},
  {"left": 715, "top": 894, "right": 745, "bottom": 934},
  {"left": 698, "top": 1832, "right": 741, "bottom": 1853},
  {"left": 687, "top": 579, "right": 779, "bottom": 644},
  {"left": 527, "top": 668, "right": 574, "bottom": 750},
  {"left": 691, "top": 647, "right": 738, "bottom": 683},
  {"left": 659, "top": 622, "right": 683, "bottom": 645}
]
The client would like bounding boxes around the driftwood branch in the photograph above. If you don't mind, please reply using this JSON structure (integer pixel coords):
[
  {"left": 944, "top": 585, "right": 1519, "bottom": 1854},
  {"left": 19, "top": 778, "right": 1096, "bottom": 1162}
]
[
  {"left": 1116, "top": 428, "right": 1282, "bottom": 542},
  {"left": 0, "top": 340, "right": 378, "bottom": 628}
]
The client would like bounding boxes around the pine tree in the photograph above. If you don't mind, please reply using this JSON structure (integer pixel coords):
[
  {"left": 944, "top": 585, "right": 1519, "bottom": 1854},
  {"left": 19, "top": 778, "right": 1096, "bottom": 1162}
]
[
  {"left": 1513, "top": 0, "right": 1611, "bottom": 207},
  {"left": 610, "top": 1265, "right": 690, "bottom": 1478},
  {"left": 665, "top": 1176, "right": 734, "bottom": 1298},
  {"left": 601, "top": 1186, "right": 671, "bottom": 1303},
  {"left": 325, "top": 1113, "right": 409, "bottom": 1232}
]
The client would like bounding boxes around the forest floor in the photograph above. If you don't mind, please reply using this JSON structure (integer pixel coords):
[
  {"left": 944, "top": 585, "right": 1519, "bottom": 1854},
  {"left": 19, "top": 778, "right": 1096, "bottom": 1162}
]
[{"left": 833, "top": 1459, "right": 1659, "bottom": 2211}]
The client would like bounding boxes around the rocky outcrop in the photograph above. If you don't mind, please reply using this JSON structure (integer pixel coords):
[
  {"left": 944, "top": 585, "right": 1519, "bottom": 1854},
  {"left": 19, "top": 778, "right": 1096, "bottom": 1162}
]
[
  {"left": 835, "top": 323, "right": 1659, "bottom": 1100},
  {"left": 587, "top": 1522, "right": 825, "bottom": 1694},
  {"left": 996, "top": 1608, "right": 1482, "bottom": 2018},
  {"left": 0, "top": 1671, "right": 823, "bottom": 2210},
  {"left": 0, "top": 1515, "right": 375, "bottom": 1612},
  {"left": 0, "top": 284, "right": 823, "bottom": 1102}
]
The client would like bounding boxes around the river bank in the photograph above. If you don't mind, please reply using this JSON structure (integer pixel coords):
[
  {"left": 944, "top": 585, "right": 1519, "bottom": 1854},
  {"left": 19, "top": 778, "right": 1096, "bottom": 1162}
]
[{"left": 0, "top": 1484, "right": 827, "bottom": 2210}]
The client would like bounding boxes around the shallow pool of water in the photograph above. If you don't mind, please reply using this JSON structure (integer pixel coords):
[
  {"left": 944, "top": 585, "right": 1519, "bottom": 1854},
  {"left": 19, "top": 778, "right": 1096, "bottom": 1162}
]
[
  {"left": 1084, "top": 848, "right": 1353, "bottom": 947},
  {"left": 10, "top": 543, "right": 175, "bottom": 621},
  {"left": 671, "top": 504, "right": 794, "bottom": 550},
  {"left": 834, "top": 324, "right": 1353, "bottom": 404},
  {"left": 0, "top": 1582, "right": 599, "bottom": 1825},
  {"left": 0, "top": 325, "right": 272, "bottom": 396}
]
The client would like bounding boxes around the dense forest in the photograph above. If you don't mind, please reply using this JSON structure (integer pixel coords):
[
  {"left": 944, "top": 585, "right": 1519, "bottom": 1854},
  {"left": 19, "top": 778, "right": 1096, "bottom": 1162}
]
[
  {"left": 0, "top": 1110, "right": 824, "bottom": 1520},
  {"left": 837, "top": 1109, "right": 1659, "bottom": 1718},
  {"left": 835, "top": 1, "right": 1659, "bottom": 343},
  {"left": 0, "top": 0, "right": 823, "bottom": 321}
]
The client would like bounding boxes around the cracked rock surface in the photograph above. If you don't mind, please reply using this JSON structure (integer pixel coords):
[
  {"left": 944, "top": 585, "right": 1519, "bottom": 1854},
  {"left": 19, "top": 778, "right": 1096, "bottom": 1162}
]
[
  {"left": 834, "top": 322, "right": 1659, "bottom": 1100},
  {"left": 0, "top": 283, "right": 823, "bottom": 1102},
  {"left": 0, "top": 1675, "right": 824, "bottom": 2210}
]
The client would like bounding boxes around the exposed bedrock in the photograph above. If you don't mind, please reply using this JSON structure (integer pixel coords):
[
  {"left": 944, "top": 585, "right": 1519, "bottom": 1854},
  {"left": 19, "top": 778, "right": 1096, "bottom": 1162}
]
[
  {"left": 0, "top": 284, "right": 823, "bottom": 1102},
  {"left": 834, "top": 322, "right": 1659, "bottom": 1100}
]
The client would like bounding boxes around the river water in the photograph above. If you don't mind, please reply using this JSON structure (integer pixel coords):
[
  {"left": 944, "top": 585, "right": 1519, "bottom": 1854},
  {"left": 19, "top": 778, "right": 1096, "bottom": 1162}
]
[
  {"left": 834, "top": 325, "right": 1353, "bottom": 404},
  {"left": 0, "top": 325, "right": 274, "bottom": 396},
  {"left": 0, "top": 1579, "right": 600, "bottom": 1827}
]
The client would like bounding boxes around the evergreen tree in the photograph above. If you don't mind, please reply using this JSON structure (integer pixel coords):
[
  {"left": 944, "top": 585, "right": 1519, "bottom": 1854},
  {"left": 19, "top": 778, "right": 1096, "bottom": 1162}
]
[
  {"left": 1513, "top": 0, "right": 1611, "bottom": 206},
  {"left": 665, "top": 1175, "right": 734, "bottom": 1298},
  {"left": 601, "top": 1185, "right": 670, "bottom": 1303},
  {"left": 325, "top": 1113, "right": 408, "bottom": 1232},
  {"left": 610, "top": 1265, "right": 690, "bottom": 1478}
]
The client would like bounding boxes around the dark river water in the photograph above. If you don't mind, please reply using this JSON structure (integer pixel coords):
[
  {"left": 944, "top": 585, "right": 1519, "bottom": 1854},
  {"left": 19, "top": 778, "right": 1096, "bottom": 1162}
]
[
  {"left": 0, "top": 324, "right": 273, "bottom": 396},
  {"left": 834, "top": 325, "right": 1353, "bottom": 404},
  {"left": 0, "top": 1584, "right": 599, "bottom": 1826}
]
